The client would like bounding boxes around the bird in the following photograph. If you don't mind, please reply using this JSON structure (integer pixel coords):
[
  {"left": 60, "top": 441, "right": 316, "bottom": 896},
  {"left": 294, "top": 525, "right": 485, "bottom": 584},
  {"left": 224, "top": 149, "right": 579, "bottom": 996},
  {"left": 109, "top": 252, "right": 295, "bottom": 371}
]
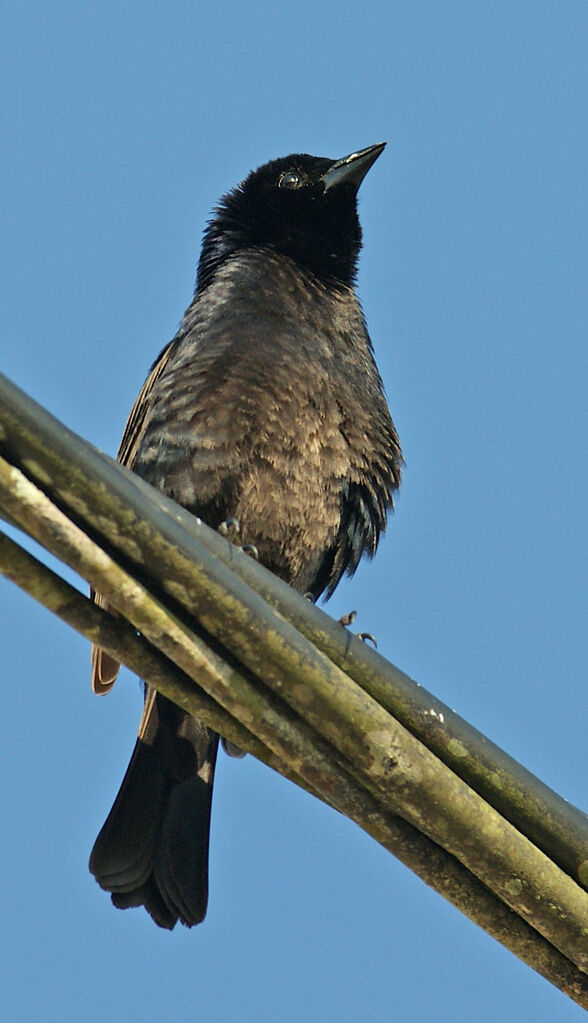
[{"left": 89, "top": 142, "right": 403, "bottom": 929}]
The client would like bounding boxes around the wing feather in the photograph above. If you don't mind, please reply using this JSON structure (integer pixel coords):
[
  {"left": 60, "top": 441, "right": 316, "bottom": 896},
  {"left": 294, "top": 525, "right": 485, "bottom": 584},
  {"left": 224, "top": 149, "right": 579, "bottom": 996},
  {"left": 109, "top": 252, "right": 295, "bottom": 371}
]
[{"left": 91, "top": 340, "right": 179, "bottom": 694}]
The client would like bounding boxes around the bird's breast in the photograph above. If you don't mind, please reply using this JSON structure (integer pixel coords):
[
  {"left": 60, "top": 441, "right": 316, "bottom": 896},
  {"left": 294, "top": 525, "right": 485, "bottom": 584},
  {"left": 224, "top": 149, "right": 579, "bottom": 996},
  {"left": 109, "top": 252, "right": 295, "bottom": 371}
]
[{"left": 133, "top": 250, "right": 399, "bottom": 593}]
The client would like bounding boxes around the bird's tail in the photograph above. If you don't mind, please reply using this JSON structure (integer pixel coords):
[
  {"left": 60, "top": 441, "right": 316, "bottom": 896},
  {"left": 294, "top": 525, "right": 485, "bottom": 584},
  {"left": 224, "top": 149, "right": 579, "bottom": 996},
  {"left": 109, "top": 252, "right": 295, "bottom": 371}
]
[{"left": 89, "top": 688, "right": 219, "bottom": 929}]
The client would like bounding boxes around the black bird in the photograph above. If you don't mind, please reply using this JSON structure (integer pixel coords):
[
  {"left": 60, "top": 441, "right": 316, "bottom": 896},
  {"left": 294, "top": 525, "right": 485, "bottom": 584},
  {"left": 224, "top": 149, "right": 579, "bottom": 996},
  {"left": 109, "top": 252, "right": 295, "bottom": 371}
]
[{"left": 89, "top": 143, "right": 402, "bottom": 929}]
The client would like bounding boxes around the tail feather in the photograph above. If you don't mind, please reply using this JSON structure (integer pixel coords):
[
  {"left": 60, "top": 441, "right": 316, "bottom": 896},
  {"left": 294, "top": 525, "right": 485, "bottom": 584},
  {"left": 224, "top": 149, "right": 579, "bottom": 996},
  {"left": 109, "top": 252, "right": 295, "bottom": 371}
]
[
  {"left": 90, "top": 690, "right": 219, "bottom": 928},
  {"left": 90, "top": 592, "right": 121, "bottom": 694},
  {"left": 112, "top": 877, "right": 178, "bottom": 930}
]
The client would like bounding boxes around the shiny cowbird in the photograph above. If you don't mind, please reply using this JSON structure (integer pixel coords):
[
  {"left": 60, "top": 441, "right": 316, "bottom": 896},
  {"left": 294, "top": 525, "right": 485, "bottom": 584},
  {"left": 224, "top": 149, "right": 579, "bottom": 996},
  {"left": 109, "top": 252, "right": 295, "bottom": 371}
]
[{"left": 89, "top": 143, "right": 402, "bottom": 929}]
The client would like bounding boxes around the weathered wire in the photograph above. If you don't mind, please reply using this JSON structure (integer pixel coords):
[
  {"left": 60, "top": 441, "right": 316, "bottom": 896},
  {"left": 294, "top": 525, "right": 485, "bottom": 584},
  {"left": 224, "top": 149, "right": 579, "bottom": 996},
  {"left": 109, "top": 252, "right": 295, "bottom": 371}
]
[
  {"left": 0, "top": 370, "right": 585, "bottom": 892},
  {"left": 0, "top": 371, "right": 587, "bottom": 1006}
]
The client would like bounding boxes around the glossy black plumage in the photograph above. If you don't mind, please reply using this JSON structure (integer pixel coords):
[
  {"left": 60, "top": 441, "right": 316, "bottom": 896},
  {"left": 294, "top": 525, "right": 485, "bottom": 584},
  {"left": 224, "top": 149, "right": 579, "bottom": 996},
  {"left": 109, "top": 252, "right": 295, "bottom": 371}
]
[{"left": 89, "top": 143, "right": 402, "bottom": 929}]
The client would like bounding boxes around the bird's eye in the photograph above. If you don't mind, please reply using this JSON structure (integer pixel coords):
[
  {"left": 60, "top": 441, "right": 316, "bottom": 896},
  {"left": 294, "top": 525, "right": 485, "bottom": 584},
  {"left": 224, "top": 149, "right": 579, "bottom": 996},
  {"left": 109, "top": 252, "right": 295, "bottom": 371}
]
[{"left": 278, "top": 170, "right": 302, "bottom": 190}]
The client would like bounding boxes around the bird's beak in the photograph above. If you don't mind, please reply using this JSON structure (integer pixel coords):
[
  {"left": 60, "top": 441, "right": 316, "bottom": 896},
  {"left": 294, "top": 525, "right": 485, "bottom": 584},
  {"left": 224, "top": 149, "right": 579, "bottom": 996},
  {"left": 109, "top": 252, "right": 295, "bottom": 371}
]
[{"left": 321, "top": 142, "right": 386, "bottom": 192}]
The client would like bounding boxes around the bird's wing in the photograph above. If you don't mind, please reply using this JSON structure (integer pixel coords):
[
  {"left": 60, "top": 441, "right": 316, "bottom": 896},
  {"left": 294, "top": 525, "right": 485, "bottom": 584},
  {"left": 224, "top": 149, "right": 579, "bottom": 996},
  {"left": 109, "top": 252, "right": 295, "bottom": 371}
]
[
  {"left": 117, "top": 339, "right": 179, "bottom": 469},
  {"left": 91, "top": 340, "right": 179, "bottom": 694}
]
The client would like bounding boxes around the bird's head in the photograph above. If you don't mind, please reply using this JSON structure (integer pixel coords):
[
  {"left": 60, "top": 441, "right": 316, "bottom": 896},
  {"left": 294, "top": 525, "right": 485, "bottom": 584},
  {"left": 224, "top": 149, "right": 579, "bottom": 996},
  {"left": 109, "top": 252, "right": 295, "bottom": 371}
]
[{"left": 196, "top": 143, "right": 386, "bottom": 292}]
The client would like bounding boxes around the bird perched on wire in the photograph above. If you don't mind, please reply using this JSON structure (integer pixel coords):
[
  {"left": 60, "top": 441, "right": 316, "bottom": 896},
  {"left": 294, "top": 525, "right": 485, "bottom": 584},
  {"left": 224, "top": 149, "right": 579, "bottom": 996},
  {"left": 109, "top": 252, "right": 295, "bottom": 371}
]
[{"left": 89, "top": 142, "right": 403, "bottom": 929}]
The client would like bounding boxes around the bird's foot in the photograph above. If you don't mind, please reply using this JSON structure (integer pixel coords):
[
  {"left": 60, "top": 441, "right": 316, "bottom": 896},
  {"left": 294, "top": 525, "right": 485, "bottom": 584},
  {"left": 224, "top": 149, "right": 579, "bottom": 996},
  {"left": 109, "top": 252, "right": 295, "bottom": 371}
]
[
  {"left": 218, "top": 520, "right": 258, "bottom": 560},
  {"left": 338, "top": 609, "right": 378, "bottom": 647}
]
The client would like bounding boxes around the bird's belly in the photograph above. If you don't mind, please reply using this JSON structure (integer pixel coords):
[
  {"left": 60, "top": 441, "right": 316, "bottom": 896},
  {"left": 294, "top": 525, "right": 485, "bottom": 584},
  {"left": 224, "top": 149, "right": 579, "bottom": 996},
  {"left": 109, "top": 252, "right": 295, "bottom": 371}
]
[{"left": 233, "top": 456, "right": 342, "bottom": 593}]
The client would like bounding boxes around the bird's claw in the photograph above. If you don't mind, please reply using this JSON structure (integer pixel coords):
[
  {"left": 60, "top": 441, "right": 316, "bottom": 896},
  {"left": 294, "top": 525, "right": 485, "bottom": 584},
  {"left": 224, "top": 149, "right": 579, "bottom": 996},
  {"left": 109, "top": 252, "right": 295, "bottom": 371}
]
[
  {"left": 241, "top": 543, "right": 259, "bottom": 560},
  {"left": 338, "top": 610, "right": 357, "bottom": 627},
  {"left": 218, "top": 520, "right": 257, "bottom": 559},
  {"left": 338, "top": 611, "right": 377, "bottom": 646},
  {"left": 221, "top": 736, "right": 247, "bottom": 758},
  {"left": 218, "top": 517, "right": 240, "bottom": 538}
]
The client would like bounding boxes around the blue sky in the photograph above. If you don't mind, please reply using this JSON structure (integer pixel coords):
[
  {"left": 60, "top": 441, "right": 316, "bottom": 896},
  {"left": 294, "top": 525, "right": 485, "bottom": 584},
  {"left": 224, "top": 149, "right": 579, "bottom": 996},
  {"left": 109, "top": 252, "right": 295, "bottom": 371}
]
[{"left": 1, "top": 2, "right": 586, "bottom": 1020}]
